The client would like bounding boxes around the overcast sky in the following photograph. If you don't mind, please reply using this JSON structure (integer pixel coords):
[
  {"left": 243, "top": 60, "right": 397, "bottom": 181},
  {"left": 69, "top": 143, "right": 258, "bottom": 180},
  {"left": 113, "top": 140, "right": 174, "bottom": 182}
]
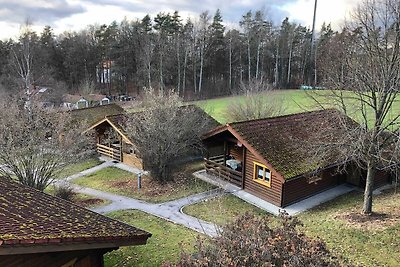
[{"left": 0, "top": 0, "right": 362, "bottom": 40}]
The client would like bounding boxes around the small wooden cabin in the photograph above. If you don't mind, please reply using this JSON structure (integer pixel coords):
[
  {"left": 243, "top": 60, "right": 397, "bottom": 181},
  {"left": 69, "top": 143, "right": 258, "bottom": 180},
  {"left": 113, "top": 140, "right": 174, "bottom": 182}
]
[
  {"left": 85, "top": 104, "right": 219, "bottom": 170},
  {"left": 85, "top": 114, "right": 144, "bottom": 169},
  {"left": 0, "top": 178, "right": 151, "bottom": 267},
  {"left": 202, "top": 109, "right": 390, "bottom": 207}
]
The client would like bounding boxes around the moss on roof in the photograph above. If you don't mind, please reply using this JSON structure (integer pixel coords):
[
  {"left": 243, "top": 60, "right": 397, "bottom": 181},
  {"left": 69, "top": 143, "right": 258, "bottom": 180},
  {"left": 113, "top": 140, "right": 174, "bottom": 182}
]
[
  {"left": 89, "top": 104, "right": 219, "bottom": 139},
  {"left": 0, "top": 178, "right": 150, "bottom": 247},
  {"left": 70, "top": 103, "right": 125, "bottom": 126},
  {"left": 208, "top": 109, "right": 353, "bottom": 180}
]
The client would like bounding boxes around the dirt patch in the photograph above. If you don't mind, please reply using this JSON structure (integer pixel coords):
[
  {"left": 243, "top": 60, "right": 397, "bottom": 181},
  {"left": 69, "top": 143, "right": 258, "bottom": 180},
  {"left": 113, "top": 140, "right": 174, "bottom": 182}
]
[
  {"left": 110, "top": 180, "right": 133, "bottom": 189},
  {"left": 76, "top": 198, "right": 105, "bottom": 208},
  {"left": 103, "top": 161, "right": 208, "bottom": 201},
  {"left": 335, "top": 190, "right": 400, "bottom": 230},
  {"left": 137, "top": 171, "right": 192, "bottom": 198}
]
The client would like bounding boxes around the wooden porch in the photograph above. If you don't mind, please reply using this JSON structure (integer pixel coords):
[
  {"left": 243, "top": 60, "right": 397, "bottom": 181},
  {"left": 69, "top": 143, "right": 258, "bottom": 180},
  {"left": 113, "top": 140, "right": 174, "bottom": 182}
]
[
  {"left": 204, "top": 155, "right": 243, "bottom": 187},
  {"left": 96, "top": 143, "right": 122, "bottom": 161}
]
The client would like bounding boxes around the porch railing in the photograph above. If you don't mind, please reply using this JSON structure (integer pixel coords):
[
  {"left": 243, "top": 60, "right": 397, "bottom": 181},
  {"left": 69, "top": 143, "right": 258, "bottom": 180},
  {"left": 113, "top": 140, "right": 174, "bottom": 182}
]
[
  {"left": 97, "top": 144, "right": 121, "bottom": 161},
  {"left": 205, "top": 157, "right": 242, "bottom": 187}
]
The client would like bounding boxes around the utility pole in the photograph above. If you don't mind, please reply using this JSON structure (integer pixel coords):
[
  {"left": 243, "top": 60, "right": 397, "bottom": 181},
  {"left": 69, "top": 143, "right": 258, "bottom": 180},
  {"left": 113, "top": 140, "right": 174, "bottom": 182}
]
[{"left": 310, "top": 0, "right": 318, "bottom": 87}]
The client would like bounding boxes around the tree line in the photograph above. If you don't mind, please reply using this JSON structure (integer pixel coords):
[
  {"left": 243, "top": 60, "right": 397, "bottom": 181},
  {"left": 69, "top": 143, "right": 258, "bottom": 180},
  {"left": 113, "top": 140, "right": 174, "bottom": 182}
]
[{"left": 0, "top": 9, "right": 339, "bottom": 99}]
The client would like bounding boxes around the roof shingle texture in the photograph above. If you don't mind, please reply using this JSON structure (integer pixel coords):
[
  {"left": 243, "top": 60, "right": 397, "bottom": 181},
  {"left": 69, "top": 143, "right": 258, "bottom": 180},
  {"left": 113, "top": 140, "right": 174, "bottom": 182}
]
[
  {"left": 70, "top": 103, "right": 125, "bottom": 126},
  {"left": 229, "top": 109, "right": 350, "bottom": 179},
  {"left": 0, "top": 178, "right": 150, "bottom": 247}
]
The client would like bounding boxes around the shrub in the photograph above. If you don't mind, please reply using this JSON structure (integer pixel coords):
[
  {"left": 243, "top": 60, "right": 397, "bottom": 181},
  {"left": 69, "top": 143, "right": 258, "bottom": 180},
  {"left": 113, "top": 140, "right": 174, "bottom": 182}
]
[
  {"left": 164, "top": 212, "right": 346, "bottom": 267},
  {"left": 54, "top": 183, "right": 76, "bottom": 202}
]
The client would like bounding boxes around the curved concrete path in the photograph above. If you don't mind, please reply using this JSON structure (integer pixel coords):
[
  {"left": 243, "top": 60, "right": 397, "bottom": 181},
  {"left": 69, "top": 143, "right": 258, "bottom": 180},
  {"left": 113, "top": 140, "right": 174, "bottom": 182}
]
[{"left": 56, "top": 159, "right": 223, "bottom": 237}]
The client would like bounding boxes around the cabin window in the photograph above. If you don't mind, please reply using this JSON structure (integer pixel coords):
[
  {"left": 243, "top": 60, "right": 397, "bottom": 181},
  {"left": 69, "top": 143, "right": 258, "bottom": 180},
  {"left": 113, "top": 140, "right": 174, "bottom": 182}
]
[{"left": 253, "top": 162, "right": 271, "bottom": 187}]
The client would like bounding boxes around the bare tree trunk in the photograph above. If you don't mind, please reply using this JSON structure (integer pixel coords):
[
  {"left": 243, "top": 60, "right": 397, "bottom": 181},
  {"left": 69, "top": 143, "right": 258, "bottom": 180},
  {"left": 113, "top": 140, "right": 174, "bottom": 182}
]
[
  {"left": 229, "top": 37, "right": 232, "bottom": 91},
  {"left": 193, "top": 50, "right": 197, "bottom": 93},
  {"left": 240, "top": 51, "right": 243, "bottom": 84},
  {"left": 198, "top": 44, "right": 204, "bottom": 94},
  {"left": 183, "top": 46, "right": 188, "bottom": 95},
  {"left": 147, "top": 61, "right": 151, "bottom": 88},
  {"left": 247, "top": 37, "right": 251, "bottom": 80},
  {"left": 274, "top": 44, "right": 279, "bottom": 87},
  {"left": 363, "top": 160, "right": 375, "bottom": 214},
  {"left": 177, "top": 37, "right": 181, "bottom": 94},
  {"left": 287, "top": 41, "right": 293, "bottom": 86},
  {"left": 256, "top": 42, "right": 261, "bottom": 80},
  {"left": 159, "top": 51, "right": 164, "bottom": 91}
]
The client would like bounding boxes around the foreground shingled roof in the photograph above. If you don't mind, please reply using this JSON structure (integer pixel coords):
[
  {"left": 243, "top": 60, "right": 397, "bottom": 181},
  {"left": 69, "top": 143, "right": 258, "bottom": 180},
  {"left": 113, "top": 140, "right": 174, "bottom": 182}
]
[
  {"left": 0, "top": 178, "right": 150, "bottom": 248},
  {"left": 204, "top": 109, "right": 353, "bottom": 180}
]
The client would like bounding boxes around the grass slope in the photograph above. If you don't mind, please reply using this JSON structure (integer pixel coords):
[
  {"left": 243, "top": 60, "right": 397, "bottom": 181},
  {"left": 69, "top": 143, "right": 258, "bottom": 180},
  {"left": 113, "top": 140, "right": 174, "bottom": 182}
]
[
  {"left": 104, "top": 210, "right": 200, "bottom": 267},
  {"left": 183, "top": 194, "right": 268, "bottom": 225},
  {"left": 297, "top": 190, "right": 400, "bottom": 267},
  {"left": 73, "top": 165, "right": 214, "bottom": 203},
  {"left": 195, "top": 89, "right": 400, "bottom": 125},
  {"left": 56, "top": 157, "right": 102, "bottom": 179},
  {"left": 183, "top": 190, "right": 400, "bottom": 267},
  {"left": 45, "top": 185, "right": 110, "bottom": 209}
]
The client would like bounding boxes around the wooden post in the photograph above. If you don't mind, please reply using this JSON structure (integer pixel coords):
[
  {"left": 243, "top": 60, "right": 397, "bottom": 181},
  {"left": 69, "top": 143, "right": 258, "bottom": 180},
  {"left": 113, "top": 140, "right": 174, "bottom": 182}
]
[
  {"left": 223, "top": 141, "right": 227, "bottom": 166},
  {"left": 119, "top": 136, "right": 123, "bottom": 162},
  {"left": 241, "top": 147, "right": 246, "bottom": 189}
]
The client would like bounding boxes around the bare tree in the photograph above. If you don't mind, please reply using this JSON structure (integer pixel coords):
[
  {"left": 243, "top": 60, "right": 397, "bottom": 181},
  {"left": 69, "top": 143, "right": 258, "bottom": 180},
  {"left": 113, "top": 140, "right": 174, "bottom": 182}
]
[
  {"left": 226, "top": 78, "right": 286, "bottom": 122},
  {"left": 125, "top": 88, "right": 216, "bottom": 182},
  {"left": 315, "top": 0, "right": 400, "bottom": 214},
  {"left": 11, "top": 22, "right": 36, "bottom": 96},
  {"left": 197, "top": 12, "right": 211, "bottom": 94},
  {"left": 0, "top": 98, "right": 92, "bottom": 191}
]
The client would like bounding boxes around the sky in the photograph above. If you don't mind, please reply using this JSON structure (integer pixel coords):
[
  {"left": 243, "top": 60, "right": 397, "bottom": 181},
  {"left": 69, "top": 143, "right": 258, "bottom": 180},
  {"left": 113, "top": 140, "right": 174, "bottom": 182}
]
[{"left": 0, "top": 0, "right": 363, "bottom": 40}]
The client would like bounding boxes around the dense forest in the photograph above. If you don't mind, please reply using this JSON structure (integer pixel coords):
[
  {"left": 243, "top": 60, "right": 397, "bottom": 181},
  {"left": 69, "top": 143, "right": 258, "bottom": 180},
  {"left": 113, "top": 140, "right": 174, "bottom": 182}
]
[{"left": 0, "top": 9, "right": 340, "bottom": 99}]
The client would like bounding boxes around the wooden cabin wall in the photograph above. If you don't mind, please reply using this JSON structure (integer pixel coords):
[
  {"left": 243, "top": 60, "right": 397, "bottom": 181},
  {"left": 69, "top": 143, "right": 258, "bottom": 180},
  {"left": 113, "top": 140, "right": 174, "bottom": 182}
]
[
  {"left": 228, "top": 145, "right": 243, "bottom": 161},
  {"left": 205, "top": 142, "right": 224, "bottom": 158},
  {"left": 374, "top": 170, "right": 390, "bottom": 188},
  {"left": 0, "top": 249, "right": 108, "bottom": 267},
  {"left": 281, "top": 168, "right": 343, "bottom": 207},
  {"left": 243, "top": 150, "right": 283, "bottom": 206},
  {"left": 346, "top": 164, "right": 390, "bottom": 189},
  {"left": 123, "top": 153, "right": 144, "bottom": 169}
]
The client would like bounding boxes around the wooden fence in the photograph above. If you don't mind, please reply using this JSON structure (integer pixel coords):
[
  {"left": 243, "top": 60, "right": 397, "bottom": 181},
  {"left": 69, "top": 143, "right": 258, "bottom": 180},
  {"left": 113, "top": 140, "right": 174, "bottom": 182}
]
[
  {"left": 205, "top": 157, "right": 242, "bottom": 187},
  {"left": 97, "top": 144, "right": 121, "bottom": 161}
]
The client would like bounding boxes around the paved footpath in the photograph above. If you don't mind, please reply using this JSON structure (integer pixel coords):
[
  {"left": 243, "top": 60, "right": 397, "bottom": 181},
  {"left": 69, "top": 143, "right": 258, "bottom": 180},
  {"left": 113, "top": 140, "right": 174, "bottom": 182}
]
[{"left": 56, "top": 160, "right": 223, "bottom": 237}]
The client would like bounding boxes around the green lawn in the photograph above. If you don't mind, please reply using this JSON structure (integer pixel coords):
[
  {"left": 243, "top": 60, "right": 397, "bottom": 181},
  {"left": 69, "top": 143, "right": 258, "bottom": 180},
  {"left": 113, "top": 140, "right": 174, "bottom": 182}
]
[
  {"left": 183, "top": 190, "right": 400, "bottom": 267},
  {"left": 45, "top": 185, "right": 111, "bottom": 209},
  {"left": 73, "top": 165, "right": 215, "bottom": 203},
  {"left": 194, "top": 89, "right": 400, "bottom": 125},
  {"left": 297, "top": 190, "right": 400, "bottom": 267},
  {"left": 104, "top": 210, "right": 200, "bottom": 267},
  {"left": 194, "top": 90, "right": 323, "bottom": 123},
  {"left": 183, "top": 194, "right": 268, "bottom": 225},
  {"left": 56, "top": 157, "right": 102, "bottom": 179}
]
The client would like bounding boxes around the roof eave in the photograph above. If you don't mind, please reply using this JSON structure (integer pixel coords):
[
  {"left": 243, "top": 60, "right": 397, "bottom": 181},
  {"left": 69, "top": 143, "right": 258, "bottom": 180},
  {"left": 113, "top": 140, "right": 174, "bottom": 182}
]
[{"left": 0, "top": 235, "right": 151, "bottom": 255}]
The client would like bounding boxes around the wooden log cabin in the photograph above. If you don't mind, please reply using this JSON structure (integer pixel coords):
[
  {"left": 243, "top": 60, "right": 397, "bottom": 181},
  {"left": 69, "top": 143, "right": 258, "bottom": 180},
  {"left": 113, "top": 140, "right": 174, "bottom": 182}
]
[
  {"left": 202, "top": 109, "right": 391, "bottom": 207},
  {"left": 84, "top": 114, "right": 144, "bottom": 170},
  {"left": 84, "top": 104, "right": 219, "bottom": 170},
  {"left": 0, "top": 178, "right": 151, "bottom": 267}
]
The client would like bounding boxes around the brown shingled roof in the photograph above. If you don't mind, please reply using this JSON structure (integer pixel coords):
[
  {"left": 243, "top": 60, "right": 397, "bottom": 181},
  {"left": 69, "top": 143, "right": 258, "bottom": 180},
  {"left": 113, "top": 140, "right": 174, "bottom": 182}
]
[
  {"left": 203, "top": 109, "right": 354, "bottom": 180},
  {"left": 0, "top": 178, "right": 150, "bottom": 250},
  {"left": 70, "top": 103, "right": 125, "bottom": 126},
  {"left": 85, "top": 104, "right": 219, "bottom": 142}
]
